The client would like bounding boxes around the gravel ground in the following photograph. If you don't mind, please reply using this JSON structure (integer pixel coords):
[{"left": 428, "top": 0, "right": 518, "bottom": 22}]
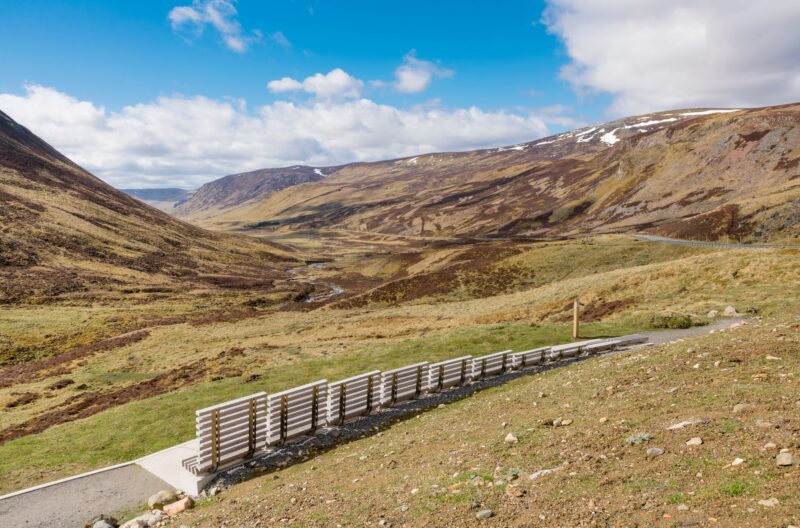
[{"left": 0, "top": 464, "right": 169, "bottom": 528}]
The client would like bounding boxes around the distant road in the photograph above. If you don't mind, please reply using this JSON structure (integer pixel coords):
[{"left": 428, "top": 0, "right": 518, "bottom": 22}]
[{"left": 632, "top": 234, "right": 799, "bottom": 249}]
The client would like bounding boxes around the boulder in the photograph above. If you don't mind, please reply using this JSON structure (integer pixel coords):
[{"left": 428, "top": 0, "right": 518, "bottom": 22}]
[
  {"left": 504, "top": 432, "right": 518, "bottom": 444},
  {"left": 164, "top": 497, "right": 194, "bottom": 517},
  {"left": 686, "top": 437, "right": 703, "bottom": 446},
  {"left": 732, "top": 403, "right": 751, "bottom": 414},
  {"left": 646, "top": 447, "right": 664, "bottom": 458},
  {"left": 776, "top": 452, "right": 795, "bottom": 466},
  {"left": 119, "top": 512, "right": 161, "bottom": 528},
  {"left": 722, "top": 305, "right": 738, "bottom": 317},
  {"left": 86, "top": 515, "right": 118, "bottom": 528},
  {"left": 147, "top": 489, "right": 177, "bottom": 509},
  {"left": 706, "top": 310, "right": 719, "bottom": 318},
  {"left": 475, "top": 509, "right": 494, "bottom": 520}
]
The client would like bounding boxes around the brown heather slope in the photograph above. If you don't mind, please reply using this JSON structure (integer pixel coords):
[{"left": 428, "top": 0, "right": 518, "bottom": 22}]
[
  {"left": 174, "top": 165, "right": 337, "bottom": 225},
  {"left": 0, "top": 110, "right": 303, "bottom": 304},
  {"left": 178, "top": 104, "right": 800, "bottom": 243}
]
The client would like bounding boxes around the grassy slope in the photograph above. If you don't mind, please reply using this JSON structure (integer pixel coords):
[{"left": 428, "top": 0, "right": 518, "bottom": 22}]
[
  {"left": 0, "top": 239, "right": 798, "bottom": 493},
  {"left": 0, "top": 320, "right": 638, "bottom": 494},
  {"left": 178, "top": 318, "right": 800, "bottom": 527}
]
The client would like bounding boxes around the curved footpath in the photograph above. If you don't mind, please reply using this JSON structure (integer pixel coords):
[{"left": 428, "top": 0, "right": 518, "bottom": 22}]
[
  {"left": 632, "top": 234, "right": 798, "bottom": 249},
  {"left": 0, "top": 317, "right": 745, "bottom": 528}
]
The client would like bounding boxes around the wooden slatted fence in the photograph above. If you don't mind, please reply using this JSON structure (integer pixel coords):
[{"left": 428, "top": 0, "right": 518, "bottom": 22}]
[
  {"left": 181, "top": 335, "right": 647, "bottom": 476},
  {"left": 427, "top": 356, "right": 472, "bottom": 393},
  {"left": 183, "top": 392, "right": 267, "bottom": 474},
  {"left": 327, "top": 371, "right": 381, "bottom": 425},
  {"left": 266, "top": 380, "right": 328, "bottom": 446},
  {"left": 470, "top": 349, "right": 512, "bottom": 380},
  {"left": 379, "top": 362, "right": 430, "bottom": 406}
]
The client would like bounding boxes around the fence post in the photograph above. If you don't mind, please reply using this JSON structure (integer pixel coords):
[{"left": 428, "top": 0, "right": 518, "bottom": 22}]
[
  {"left": 279, "top": 395, "right": 288, "bottom": 445},
  {"left": 246, "top": 399, "right": 256, "bottom": 457},
  {"left": 365, "top": 376, "right": 373, "bottom": 413},
  {"left": 573, "top": 298, "right": 580, "bottom": 340},
  {"left": 390, "top": 372, "right": 398, "bottom": 405},
  {"left": 311, "top": 385, "right": 319, "bottom": 431},
  {"left": 210, "top": 409, "right": 221, "bottom": 471},
  {"left": 338, "top": 382, "right": 347, "bottom": 425}
]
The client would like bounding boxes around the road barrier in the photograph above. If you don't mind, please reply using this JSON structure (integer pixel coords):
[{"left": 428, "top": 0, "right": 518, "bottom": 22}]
[{"left": 182, "top": 334, "right": 648, "bottom": 476}]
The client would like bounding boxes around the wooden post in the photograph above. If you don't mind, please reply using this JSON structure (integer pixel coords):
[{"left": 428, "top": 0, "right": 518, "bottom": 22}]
[{"left": 572, "top": 298, "right": 580, "bottom": 340}]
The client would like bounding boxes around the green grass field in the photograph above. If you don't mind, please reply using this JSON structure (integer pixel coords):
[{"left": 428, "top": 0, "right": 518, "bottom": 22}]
[{"left": 0, "top": 319, "right": 643, "bottom": 494}]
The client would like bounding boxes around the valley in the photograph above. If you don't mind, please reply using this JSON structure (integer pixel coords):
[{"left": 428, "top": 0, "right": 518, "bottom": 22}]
[{"left": 0, "top": 104, "right": 798, "bottom": 526}]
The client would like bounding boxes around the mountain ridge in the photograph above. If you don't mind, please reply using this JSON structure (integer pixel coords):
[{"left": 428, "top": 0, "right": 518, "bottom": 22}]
[{"left": 173, "top": 104, "right": 800, "bottom": 243}]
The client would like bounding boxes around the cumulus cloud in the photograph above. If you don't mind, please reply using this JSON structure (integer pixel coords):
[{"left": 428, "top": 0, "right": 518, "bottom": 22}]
[
  {"left": 392, "top": 51, "right": 454, "bottom": 93},
  {"left": 169, "top": 0, "right": 259, "bottom": 53},
  {"left": 0, "top": 84, "right": 552, "bottom": 188},
  {"left": 267, "top": 77, "right": 304, "bottom": 93},
  {"left": 267, "top": 69, "right": 364, "bottom": 99},
  {"left": 373, "top": 51, "right": 454, "bottom": 94},
  {"left": 544, "top": 0, "right": 800, "bottom": 116}
]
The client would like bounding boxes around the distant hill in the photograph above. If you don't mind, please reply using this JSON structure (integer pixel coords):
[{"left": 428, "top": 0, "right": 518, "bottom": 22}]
[
  {"left": 174, "top": 166, "right": 336, "bottom": 225},
  {"left": 0, "top": 110, "right": 301, "bottom": 303},
  {"left": 178, "top": 104, "right": 800, "bottom": 243},
  {"left": 121, "top": 187, "right": 194, "bottom": 213}
]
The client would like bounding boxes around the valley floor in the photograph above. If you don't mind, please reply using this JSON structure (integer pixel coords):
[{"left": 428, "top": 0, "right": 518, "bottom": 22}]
[{"left": 0, "top": 235, "right": 798, "bottom": 501}]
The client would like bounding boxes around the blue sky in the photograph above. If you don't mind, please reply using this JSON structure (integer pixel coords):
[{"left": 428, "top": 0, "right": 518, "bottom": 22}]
[
  {"left": 1, "top": 1, "right": 798, "bottom": 188},
  {"left": 0, "top": 0, "right": 603, "bottom": 118}
]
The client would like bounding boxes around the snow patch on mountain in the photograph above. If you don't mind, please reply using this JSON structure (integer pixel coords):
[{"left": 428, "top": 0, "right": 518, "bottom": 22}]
[
  {"left": 681, "top": 109, "right": 740, "bottom": 116},
  {"left": 600, "top": 129, "right": 620, "bottom": 145}
]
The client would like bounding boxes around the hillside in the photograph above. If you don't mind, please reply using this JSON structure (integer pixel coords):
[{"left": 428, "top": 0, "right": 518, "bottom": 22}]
[
  {"left": 176, "top": 104, "right": 800, "bottom": 243},
  {"left": 176, "top": 317, "right": 800, "bottom": 527},
  {"left": 0, "top": 110, "right": 302, "bottom": 304},
  {"left": 121, "top": 188, "right": 193, "bottom": 213},
  {"left": 173, "top": 165, "right": 337, "bottom": 225}
]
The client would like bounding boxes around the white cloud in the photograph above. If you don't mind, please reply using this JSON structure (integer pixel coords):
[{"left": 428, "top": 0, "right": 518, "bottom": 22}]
[
  {"left": 169, "top": 0, "right": 259, "bottom": 53},
  {"left": 267, "top": 69, "right": 364, "bottom": 99},
  {"left": 544, "top": 0, "right": 800, "bottom": 116},
  {"left": 267, "top": 77, "right": 304, "bottom": 93},
  {"left": 392, "top": 51, "right": 454, "bottom": 93},
  {"left": 0, "top": 84, "right": 552, "bottom": 189},
  {"left": 373, "top": 51, "right": 454, "bottom": 94}
]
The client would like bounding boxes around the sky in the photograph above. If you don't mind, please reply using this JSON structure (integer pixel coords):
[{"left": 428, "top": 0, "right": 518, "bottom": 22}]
[{"left": 1, "top": 0, "right": 799, "bottom": 189}]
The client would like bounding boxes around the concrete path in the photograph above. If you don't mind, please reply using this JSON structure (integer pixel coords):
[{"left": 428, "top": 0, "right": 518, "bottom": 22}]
[
  {"left": 0, "top": 464, "right": 169, "bottom": 528},
  {"left": 632, "top": 234, "right": 798, "bottom": 249},
  {"left": 0, "top": 318, "right": 745, "bottom": 528},
  {"left": 637, "top": 317, "right": 745, "bottom": 345}
]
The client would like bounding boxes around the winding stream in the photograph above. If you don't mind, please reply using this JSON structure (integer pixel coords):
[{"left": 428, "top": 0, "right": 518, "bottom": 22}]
[{"left": 287, "top": 262, "right": 346, "bottom": 303}]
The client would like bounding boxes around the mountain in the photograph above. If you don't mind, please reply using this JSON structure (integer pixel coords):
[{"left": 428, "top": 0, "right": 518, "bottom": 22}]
[
  {"left": 179, "top": 104, "right": 800, "bottom": 243},
  {"left": 0, "top": 110, "right": 301, "bottom": 303},
  {"left": 174, "top": 165, "right": 336, "bottom": 226},
  {"left": 121, "top": 188, "right": 194, "bottom": 213}
]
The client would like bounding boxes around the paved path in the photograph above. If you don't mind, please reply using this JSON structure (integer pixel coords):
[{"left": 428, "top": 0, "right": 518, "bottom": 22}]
[
  {"left": 632, "top": 234, "right": 798, "bottom": 249},
  {"left": 636, "top": 317, "right": 745, "bottom": 345},
  {"left": 0, "top": 464, "right": 169, "bottom": 528},
  {"left": 0, "top": 318, "right": 745, "bottom": 528}
]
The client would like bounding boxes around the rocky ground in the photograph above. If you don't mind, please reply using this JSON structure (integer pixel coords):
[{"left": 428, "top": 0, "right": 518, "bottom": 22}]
[{"left": 109, "top": 315, "right": 799, "bottom": 527}]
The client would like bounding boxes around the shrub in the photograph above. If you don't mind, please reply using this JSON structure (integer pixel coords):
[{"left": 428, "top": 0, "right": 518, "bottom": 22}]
[{"left": 649, "top": 314, "right": 693, "bottom": 329}]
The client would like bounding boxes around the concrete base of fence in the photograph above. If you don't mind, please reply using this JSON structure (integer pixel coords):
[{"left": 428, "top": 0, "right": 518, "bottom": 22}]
[{"left": 136, "top": 440, "right": 211, "bottom": 496}]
